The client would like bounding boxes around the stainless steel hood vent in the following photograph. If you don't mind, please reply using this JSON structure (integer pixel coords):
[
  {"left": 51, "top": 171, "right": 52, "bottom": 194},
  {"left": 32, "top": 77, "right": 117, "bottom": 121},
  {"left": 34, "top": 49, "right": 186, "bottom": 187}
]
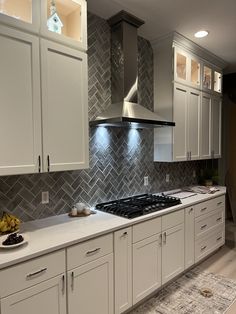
[{"left": 90, "top": 11, "right": 175, "bottom": 128}]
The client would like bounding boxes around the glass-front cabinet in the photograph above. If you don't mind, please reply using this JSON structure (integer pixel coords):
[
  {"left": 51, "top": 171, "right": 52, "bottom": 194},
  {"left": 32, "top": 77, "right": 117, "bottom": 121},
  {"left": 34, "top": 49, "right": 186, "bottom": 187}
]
[
  {"left": 190, "top": 57, "right": 201, "bottom": 88},
  {"left": 203, "top": 65, "right": 212, "bottom": 91},
  {"left": 0, "top": 0, "right": 40, "bottom": 33},
  {"left": 174, "top": 47, "right": 201, "bottom": 89},
  {"left": 214, "top": 70, "right": 222, "bottom": 94},
  {"left": 40, "top": 0, "right": 87, "bottom": 50}
]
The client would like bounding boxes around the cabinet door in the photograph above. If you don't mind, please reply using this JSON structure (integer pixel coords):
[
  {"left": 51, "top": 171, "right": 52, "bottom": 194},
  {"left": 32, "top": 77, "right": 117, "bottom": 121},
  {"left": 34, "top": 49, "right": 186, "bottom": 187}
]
[
  {"left": 1, "top": 275, "right": 66, "bottom": 314},
  {"left": 133, "top": 234, "right": 162, "bottom": 305},
  {"left": 173, "top": 84, "right": 188, "bottom": 161},
  {"left": 190, "top": 57, "right": 201, "bottom": 89},
  {"left": 40, "top": 0, "right": 87, "bottom": 51},
  {"left": 185, "top": 207, "right": 195, "bottom": 269},
  {"left": 200, "top": 93, "right": 212, "bottom": 159},
  {"left": 41, "top": 39, "right": 89, "bottom": 172},
  {"left": 214, "top": 70, "right": 222, "bottom": 94},
  {"left": 188, "top": 89, "right": 201, "bottom": 160},
  {"left": 211, "top": 96, "right": 222, "bottom": 158},
  {"left": 0, "top": 26, "right": 42, "bottom": 176},
  {"left": 174, "top": 48, "right": 189, "bottom": 85},
  {"left": 202, "top": 64, "right": 213, "bottom": 92},
  {"left": 114, "top": 228, "right": 132, "bottom": 314},
  {"left": 162, "top": 224, "right": 184, "bottom": 284},
  {"left": 0, "top": 1, "right": 40, "bottom": 33},
  {"left": 68, "top": 254, "right": 113, "bottom": 314}
]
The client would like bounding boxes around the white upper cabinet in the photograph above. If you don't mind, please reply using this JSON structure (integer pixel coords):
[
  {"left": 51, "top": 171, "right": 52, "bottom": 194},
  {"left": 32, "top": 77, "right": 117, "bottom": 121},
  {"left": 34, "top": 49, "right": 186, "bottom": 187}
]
[
  {"left": 152, "top": 32, "right": 225, "bottom": 162},
  {"left": 0, "top": 0, "right": 40, "bottom": 33},
  {"left": 174, "top": 47, "right": 201, "bottom": 89},
  {"left": 0, "top": 25, "right": 42, "bottom": 176},
  {"left": 200, "top": 93, "right": 212, "bottom": 159},
  {"left": 40, "top": 0, "right": 87, "bottom": 51},
  {"left": 41, "top": 39, "right": 89, "bottom": 172},
  {"left": 202, "top": 62, "right": 223, "bottom": 95},
  {"left": 211, "top": 96, "right": 222, "bottom": 158}
]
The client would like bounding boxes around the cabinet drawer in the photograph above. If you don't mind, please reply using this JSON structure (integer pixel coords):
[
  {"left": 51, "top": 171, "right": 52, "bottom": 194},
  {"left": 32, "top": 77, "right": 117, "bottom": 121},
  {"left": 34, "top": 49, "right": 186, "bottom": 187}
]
[
  {"left": 211, "top": 195, "right": 225, "bottom": 210},
  {"left": 195, "top": 208, "right": 224, "bottom": 239},
  {"left": 67, "top": 233, "right": 113, "bottom": 270},
  {"left": 195, "top": 226, "right": 225, "bottom": 262},
  {"left": 0, "top": 250, "right": 65, "bottom": 298},
  {"left": 195, "top": 196, "right": 225, "bottom": 218},
  {"left": 133, "top": 217, "right": 161, "bottom": 243},
  {"left": 162, "top": 209, "right": 184, "bottom": 230}
]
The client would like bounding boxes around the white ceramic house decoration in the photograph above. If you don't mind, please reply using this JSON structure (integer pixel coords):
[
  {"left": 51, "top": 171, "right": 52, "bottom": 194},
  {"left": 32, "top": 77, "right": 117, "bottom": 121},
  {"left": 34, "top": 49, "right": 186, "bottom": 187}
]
[{"left": 47, "top": 0, "right": 63, "bottom": 34}]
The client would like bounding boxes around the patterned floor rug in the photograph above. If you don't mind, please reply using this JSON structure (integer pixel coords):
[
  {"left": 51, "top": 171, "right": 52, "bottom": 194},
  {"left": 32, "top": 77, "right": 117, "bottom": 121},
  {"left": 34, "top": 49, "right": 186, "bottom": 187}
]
[{"left": 129, "top": 267, "right": 236, "bottom": 314}]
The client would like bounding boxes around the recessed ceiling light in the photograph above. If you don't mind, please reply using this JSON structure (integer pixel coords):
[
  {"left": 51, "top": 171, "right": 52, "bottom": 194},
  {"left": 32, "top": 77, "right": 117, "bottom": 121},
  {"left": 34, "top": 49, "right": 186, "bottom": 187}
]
[{"left": 194, "top": 30, "right": 209, "bottom": 38}]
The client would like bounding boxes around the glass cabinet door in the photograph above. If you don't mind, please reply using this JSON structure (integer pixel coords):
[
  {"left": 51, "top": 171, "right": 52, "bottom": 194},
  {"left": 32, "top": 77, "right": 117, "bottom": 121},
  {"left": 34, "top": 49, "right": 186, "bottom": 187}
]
[
  {"left": 190, "top": 58, "right": 200, "bottom": 87},
  {"left": 41, "top": 0, "right": 87, "bottom": 51},
  {"left": 203, "top": 66, "right": 212, "bottom": 90},
  {"left": 214, "top": 71, "right": 222, "bottom": 93},
  {"left": 176, "top": 52, "right": 187, "bottom": 81},
  {"left": 0, "top": 0, "right": 39, "bottom": 33}
]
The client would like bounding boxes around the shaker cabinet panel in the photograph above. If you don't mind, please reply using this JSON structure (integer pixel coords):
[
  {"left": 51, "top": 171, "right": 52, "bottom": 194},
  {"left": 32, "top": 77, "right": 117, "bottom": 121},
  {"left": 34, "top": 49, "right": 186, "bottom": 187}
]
[
  {"left": 68, "top": 254, "right": 113, "bottom": 314},
  {"left": 185, "top": 207, "right": 195, "bottom": 269},
  {"left": 41, "top": 39, "right": 89, "bottom": 172},
  {"left": 1, "top": 275, "right": 66, "bottom": 314},
  {"left": 0, "top": 26, "right": 42, "bottom": 175},
  {"left": 173, "top": 85, "right": 188, "bottom": 161},
  {"left": 211, "top": 96, "right": 222, "bottom": 158},
  {"left": 188, "top": 90, "right": 201, "bottom": 160},
  {"left": 114, "top": 228, "right": 132, "bottom": 314},
  {"left": 162, "top": 224, "right": 184, "bottom": 284},
  {"left": 133, "top": 234, "right": 162, "bottom": 305},
  {"left": 200, "top": 93, "right": 212, "bottom": 159}
]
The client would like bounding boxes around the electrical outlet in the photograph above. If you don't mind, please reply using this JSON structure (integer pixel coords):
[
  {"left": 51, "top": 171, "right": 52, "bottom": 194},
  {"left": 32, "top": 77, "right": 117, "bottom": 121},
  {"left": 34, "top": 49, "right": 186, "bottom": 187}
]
[
  {"left": 42, "top": 191, "right": 49, "bottom": 204},
  {"left": 144, "top": 176, "right": 149, "bottom": 186},
  {"left": 193, "top": 170, "right": 196, "bottom": 178},
  {"left": 166, "top": 174, "right": 170, "bottom": 183}
]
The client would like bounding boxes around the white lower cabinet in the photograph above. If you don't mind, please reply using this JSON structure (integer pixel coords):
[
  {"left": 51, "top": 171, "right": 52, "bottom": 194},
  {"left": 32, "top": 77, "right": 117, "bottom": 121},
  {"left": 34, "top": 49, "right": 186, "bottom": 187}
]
[
  {"left": 162, "top": 223, "right": 185, "bottom": 284},
  {"left": 114, "top": 228, "right": 132, "bottom": 314},
  {"left": 133, "top": 233, "right": 162, "bottom": 305},
  {"left": 67, "top": 254, "right": 113, "bottom": 314},
  {"left": 1, "top": 275, "right": 66, "bottom": 314},
  {"left": 185, "top": 207, "right": 195, "bottom": 269}
]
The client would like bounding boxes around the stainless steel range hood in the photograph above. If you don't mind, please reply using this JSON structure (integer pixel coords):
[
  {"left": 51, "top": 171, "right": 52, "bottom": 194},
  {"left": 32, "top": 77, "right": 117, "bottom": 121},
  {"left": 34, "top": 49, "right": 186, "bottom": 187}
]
[{"left": 90, "top": 11, "right": 175, "bottom": 128}]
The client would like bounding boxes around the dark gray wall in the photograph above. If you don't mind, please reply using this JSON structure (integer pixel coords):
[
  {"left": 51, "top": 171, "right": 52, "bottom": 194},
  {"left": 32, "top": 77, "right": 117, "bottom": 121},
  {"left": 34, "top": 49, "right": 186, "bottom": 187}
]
[{"left": 0, "top": 13, "right": 209, "bottom": 221}]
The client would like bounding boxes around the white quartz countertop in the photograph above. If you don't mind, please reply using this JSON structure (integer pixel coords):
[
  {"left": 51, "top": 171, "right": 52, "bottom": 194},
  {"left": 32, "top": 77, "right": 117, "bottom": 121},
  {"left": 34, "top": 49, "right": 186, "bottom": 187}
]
[{"left": 0, "top": 187, "right": 226, "bottom": 270}]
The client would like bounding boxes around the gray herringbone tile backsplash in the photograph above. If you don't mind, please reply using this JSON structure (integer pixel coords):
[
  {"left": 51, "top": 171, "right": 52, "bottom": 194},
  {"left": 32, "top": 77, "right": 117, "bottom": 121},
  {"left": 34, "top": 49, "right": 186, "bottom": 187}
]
[{"left": 0, "top": 13, "right": 213, "bottom": 221}]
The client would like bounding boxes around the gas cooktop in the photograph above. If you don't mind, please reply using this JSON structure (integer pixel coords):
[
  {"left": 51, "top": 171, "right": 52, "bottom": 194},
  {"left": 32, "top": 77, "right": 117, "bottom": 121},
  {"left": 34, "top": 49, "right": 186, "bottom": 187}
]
[{"left": 95, "top": 194, "right": 181, "bottom": 219}]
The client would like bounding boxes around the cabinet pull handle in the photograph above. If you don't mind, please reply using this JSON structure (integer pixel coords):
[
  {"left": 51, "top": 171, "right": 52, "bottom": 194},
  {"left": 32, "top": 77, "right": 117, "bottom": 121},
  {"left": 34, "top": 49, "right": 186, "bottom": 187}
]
[
  {"left": 86, "top": 248, "right": 101, "bottom": 256},
  {"left": 176, "top": 87, "right": 186, "bottom": 92},
  {"left": 62, "top": 274, "right": 65, "bottom": 294},
  {"left": 201, "top": 207, "right": 207, "bottom": 212},
  {"left": 47, "top": 155, "right": 50, "bottom": 172},
  {"left": 71, "top": 272, "right": 74, "bottom": 290},
  {"left": 191, "top": 92, "right": 199, "bottom": 96},
  {"left": 189, "top": 208, "right": 194, "bottom": 214},
  {"left": 26, "top": 267, "right": 47, "bottom": 279},
  {"left": 217, "top": 202, "right": 222, "bottom": 206},
  {"left": 159, "top": 233, "right": 162, "bottom": 245},
  {"left": 190, "top": 151, "right": 192, "bottom": 160},
  {"left": 163, "top": 232, "right": 167, "bottom": 244},
  {"left": 121, "top": 231, "right": 128, "bottom": 237},
  {"left": 217, "top": 236, "right": 222, "bottom": 241},
  {"left": 38, "top": 155, "right": 41, "bottom": 173},
  {"left": 201, "top": 245, "right": 207, "bottom": 251},
  {"left": 216, "top": 217, "right": 222, "bottom": 222},
  {"left": 201, "top": 224, "right": 207, "bottom": 230}
]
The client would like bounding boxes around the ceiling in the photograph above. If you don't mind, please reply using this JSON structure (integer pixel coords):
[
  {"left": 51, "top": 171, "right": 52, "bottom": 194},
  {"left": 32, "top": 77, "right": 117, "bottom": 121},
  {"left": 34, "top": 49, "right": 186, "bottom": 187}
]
[{"left": 87, "top": 0, "right": 236, "bottom": 73}]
